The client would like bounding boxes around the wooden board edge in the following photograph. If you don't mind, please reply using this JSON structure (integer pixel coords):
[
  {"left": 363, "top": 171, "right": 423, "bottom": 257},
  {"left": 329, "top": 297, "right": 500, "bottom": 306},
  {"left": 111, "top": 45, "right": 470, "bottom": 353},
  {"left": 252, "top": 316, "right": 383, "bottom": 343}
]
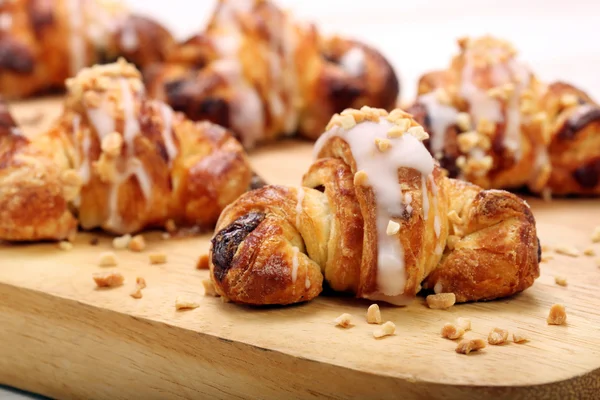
[{"left": 1, "top": 282, "right": 598, "bottom": 400}]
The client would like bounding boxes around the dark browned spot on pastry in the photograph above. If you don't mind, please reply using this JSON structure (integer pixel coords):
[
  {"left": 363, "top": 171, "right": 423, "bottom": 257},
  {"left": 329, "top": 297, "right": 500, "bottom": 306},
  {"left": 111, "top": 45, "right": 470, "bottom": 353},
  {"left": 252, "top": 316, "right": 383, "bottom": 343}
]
[
  {"left": 211, "top": 212, "right": 266, "bottom": 281},
  {"left": 197, "top": 97, "right": 230, "bottom": 127},
  {"left": 313, "top": 185, "right": 325, "bottom": 193},
  {"left": 27, "top": 0, "right": 54, "bottom": 38},
  {"left": 557, "top": 105, "right": 600, "bottom": 140},
  {"left": 0, "top": 39, "right": 35, "bottom": 73},
  {"left": 537, "top": 237, "right": 541, "bottom": 263},
  {"left": 0, "top": 100, "right": 17, "bottom": 134},
  {"left": 249, "top": 172, "right": 268, "bottom": 191},
  {"left": 572, "top": 158, "right": 600, "bottom": 189}
]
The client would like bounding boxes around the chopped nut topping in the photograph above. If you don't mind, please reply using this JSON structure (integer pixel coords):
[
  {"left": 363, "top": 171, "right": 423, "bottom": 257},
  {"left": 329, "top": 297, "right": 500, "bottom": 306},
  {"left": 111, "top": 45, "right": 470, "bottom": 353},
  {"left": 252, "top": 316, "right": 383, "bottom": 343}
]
[
  {"left": 98, "top": 251, "right": 118, "bottom": 267},
  {"left": 202, "top": 279, "right": 218, "bottom": 297},
  {"left": 435, "top": 88, "right": 451, "bottom": 105},
  {"left": 447, "top": 210, "right": 463, "bottom": 226},
  {"left": 366, "top": 304, "right": 382, "bottom": 324},
  {"left": 547, "top": 304, "right": 567, "bottom": 325},
  {"left": 583, "top": 247, "right": 595, "bottom": 256},
  {"left": 112, "top": 234, "right": 132, "bottom": 250},
  {"left": 373, "top": 321, "right": 396, "bottom": 338},
  {"left": 389, "top": 117, "right": 412, "bottom": 132},
  {"left": 354, "top": 170, "right": 369, "bottom": 187},
  {"left": 128, "top": 234, "right": 146, "bottom": 252},
  {"left": 406, "top": 126, "right": 429, "bottom": 141},
  {"left": 93, "top": 271, "right": 124, "bottom": 288},
  {"left": 554, "top": 276, "right": 568, "bottom": 287},
  {"left": 456, "top": 155, "right": 466, "bottom": 169},
  {"left": 58, "top": 241, "right": 73, "bottom": 251},
  {"left": 165, "top": 219, "right": 177, "bottom": 233},
  {"left": 426, "top": 293, "right": 456, "bottom": 309},
  {"left": 486, "top": 86, "right": 508, "bottom": 101},
  {"left": 555, "top": 245, "right": 580, "bottom": 257},
  {"left": 175, "top": 296, "right": 200, "bottom": 310},
  {"left": 375, "top": 137, "right": 392, "bottom": 152},
  {"left": 334, "top": 313, "right": 353, "bottom": 328},
  {"left": 149, "top": 252, "right": 167, "bottom": 265},
  {"left": 455, "top": 338, "right": 486, "bottom": 355},
  {"left": 60, "top": 169, "right": 83, "bottom": 202},
  {"left": 387, "top": 125, "right": 405, "bottom": 138},
  {"left": 456, "top": 112, "right": 472, "bottom": 132},
  {"left": 456, "top": 317, "right": 471, "bottom": 331},
  {"left": 512, "top": 332, "right": 529, "bottom": 344},
  {"left": 101, "top": 132, "right": 123, "bottom": 157},
  {"left": 487, "top": 328, "right": 509, "bottom": 345},
  {"left": 441, "top": 323, "right": 465, "bottom": 340},
  {"left": 386, "top": 220, "right": 400, "bottom": 236},
  {"left": 457, "top": 131, "right": 491, "bottom": 153},
  {"left": 592, "top": 226, "right": 600, "bottom": 243},
  {"left": 197, "top": 254, "right": 210, "bottom": 269},
  {"left": 476, "top": 118, "right": 495, "bottom": 136},
  {"left": 339, "top": 114, "right": 357, "bottom": 130}
]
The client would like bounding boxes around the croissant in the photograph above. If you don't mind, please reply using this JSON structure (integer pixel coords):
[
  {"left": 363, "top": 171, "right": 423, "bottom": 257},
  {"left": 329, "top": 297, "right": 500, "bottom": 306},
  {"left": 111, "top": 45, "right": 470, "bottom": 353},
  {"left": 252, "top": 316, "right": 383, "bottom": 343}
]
[
  {"left": 0, "top": 59, "right": 252, "bottom": 242},
  {"left": 0, "top": 0, "right": 175, "bottom": 99},
  {"left": 409, "top": 35, "right": 600, "bottom": 196},
  {"left": 208, "top": 107, "right": 540, "bottom": 306},
  {"left": 144, "top": 0, "right": 399, "bottom": 149}
]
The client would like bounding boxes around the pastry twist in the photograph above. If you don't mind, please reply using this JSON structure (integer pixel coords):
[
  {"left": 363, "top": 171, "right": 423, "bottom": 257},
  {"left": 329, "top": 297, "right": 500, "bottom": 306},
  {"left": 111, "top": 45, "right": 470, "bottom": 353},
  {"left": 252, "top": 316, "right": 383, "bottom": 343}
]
[
  {"left": 208, "top": 107, "right": 540, "bottom": 305},
  {"left": 144, "top": 0, "right": 399, "bottom": 149},
  {"left": 409, "top": 35, "right": 600, "bottom": 195},
  {"left": 0, "top": 59, "right": 252, "bottom": 241},
  {"left": 0, "top": 0, "right": 174, "bottom": 99}
]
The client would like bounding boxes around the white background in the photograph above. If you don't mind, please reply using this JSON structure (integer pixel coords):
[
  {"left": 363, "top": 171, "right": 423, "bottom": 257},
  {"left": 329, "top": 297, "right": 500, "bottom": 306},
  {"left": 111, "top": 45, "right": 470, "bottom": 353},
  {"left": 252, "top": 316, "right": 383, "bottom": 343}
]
[{"left": 128, "top": 0, "right": 600, "bottom": 102}]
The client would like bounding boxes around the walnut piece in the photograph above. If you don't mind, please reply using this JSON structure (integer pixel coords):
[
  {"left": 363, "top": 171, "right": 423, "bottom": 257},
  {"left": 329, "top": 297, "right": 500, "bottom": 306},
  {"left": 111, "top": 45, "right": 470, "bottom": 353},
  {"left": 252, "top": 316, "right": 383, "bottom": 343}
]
[
  {"left": 512, "top": 332, "right": 529, "bottom": 344},
  {"left": 98, "top": 251, "right": 118, "bottom": 267},
  {"left": 456, "top": 112, "right": 472, "bottom": 131},
  {"left": 353, "top": 170, "right": 369, "bottom": 187},
  {"left": 373, "top": 321, "right": 396, "bottom": 338},
  {"left": 375, "top": 138, "right": 392, "bottom": 152},
  {"left": 455, "top": 317, "right": 471, "bottom": 331},
  {"left": 128, "top": 234, "right": 146, "bottom": 252},
  {"left": 130, "top": 276, "right": 146, "bottom": 299},
  {"left": 366, "top": 304, "right": 382, "bottom": 324},
  {"left": 112, "top": 234, "right": 132, "bottom": 250},
  {"left": 202, "top": 279, "right": 218, "bottom": 297},
  {"left": 175, "top": 296, "right": 200, "bottom": 310},
  {"left": 58, "top": 241, "right": 73, "bottom": 251},
  {"left": 487, "top": 328, "right": 509, "bottom": 345},
  {"left": 455, "top": 338, "right": 486, "bottom": 355},
  {"left": 555, "top": 245, "right": 580, "bottom": 257},
  {"left": 93, "top": 271, "right": 124, "bottom": 288},
  {"left": 334, "top": 313, "right": 353, "bottom": 328},
  {"left": 441, "top": 323, "right": 465, "bottom": 340},
  {"left": 386, "top": 220, "right": 400, "bottom": 236},
  {"left": 196, "top": 254, "right": 210, "bottom": 270},
  {"left": 554, "top": 276, "right": 568, "bottom": 287},
  {"left": 426, "top": 293, "right": 456, "bottom": 309},
  {"left": 547, "top": 304, "right": 567, "bottom": 325},
  {"left": 149, "top": 252, "right": 167, "bottom": 265}
]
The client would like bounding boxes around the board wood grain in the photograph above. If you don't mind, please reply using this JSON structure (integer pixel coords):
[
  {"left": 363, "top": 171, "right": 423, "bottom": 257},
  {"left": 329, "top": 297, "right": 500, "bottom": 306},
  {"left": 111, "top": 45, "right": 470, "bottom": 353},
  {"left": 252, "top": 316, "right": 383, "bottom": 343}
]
[{"left": 1, "top": 99, "right": 600, "bottom": 399}]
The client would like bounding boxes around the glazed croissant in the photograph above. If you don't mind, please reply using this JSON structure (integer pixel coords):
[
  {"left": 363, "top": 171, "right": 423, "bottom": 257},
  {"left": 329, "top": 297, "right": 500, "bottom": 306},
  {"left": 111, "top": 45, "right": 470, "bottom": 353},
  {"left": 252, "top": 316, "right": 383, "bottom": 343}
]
[
  {"left": 0, "top": 59, "right": 251, "bottom": 241},
  {"left": 144, "top": 0, "right": 399, "bottom": 149},
  {"left": 0, "top": 0, "right": 174, "bottom": 99},
  {"left": 208, "top": 107, "right": 540, "bottom": 306},
  {"left": 409, "top": 35, "right": 600, "bottom": 196}
]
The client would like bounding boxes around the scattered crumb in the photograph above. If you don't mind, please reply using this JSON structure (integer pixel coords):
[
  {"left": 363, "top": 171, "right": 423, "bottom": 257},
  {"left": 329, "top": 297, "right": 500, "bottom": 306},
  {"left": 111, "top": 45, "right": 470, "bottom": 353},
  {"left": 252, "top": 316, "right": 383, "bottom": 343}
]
[
  {"left": 93, "top": 271, "right": 124, "bottom": 288},
  {"left": 583, "top": 247, "right": 596, "bottom": 257},
  {"left": 128, "top": 234, "right": 146, "bottom": 252},
  {"left": 426, "top": 293, "right": 456, "bottom": 309},
  {"left": 541, "top": 254, "right": 554, "bottom": 263},
  {"left": 366, "top": 304, "right": 382, "bottom": 324},
  {"left": 98, "top": 251, "right": 118, "bottom": 267},
  {"left": 456, "top": 317, "right": 471, "bottom": 331},
  {"left": 165, "top": 219, "right": 177, "bottom": 233},
  {"left": 196, "top": 254, "right": 210, "bottom": 270},
  {"left": 487, "top": 328, "right": 509, "bottom": 345},
  {"left": 149, "top": 252, "right": 167, "bottom": 265},
  {"left": 373, "top": 321, "right": 396, "bottom": 338},
  {"left": 112, "top": 234, "right": 132, "bottom": 250},
  {"left": 130, "top": 288, "right": 143, "bottom": 299},
  {"left": 592, "top": 226, "right": 600, "bottom": 243},
  {"left": 554, "top": 276, "right": 568, "bottom": 287},
  {"left": 334, "top": 313, "right": 353, "bottom": 328},
  {"left": 90, "top": 237, "right": 99, "bottom": 246},
  {"left": 513, "top": 332, "right": 529, "bottom": 344},
  {"left": 547, "top": 304, "right": 567, "bottom": 325},
  {"left": 161, "top": 232, "right": 171, "bottom": 240},
  {"left": 130, "top": 277, "right": 146, "bottom": 299},
  {"left": 456, "top": 338, "right": 486, "bottom": 355},
  {"left": 136, "top": 277, "right": 146, "bottom": 289},
  {"left": 441, "top": 323, "right": 465, "bottom": 340},
  {"left": 220, "top": 296, "right": 231, "bottom": 303},
  {"left": 175, "top": 296, "right": 200, "bottom": 310},
  {"left": 202, "top": 279, "right": 218, "bottom": 297},
  {"left": 541, "top": 244, "right": 552, "bottom": 252},
  {"left": 58, "top": 241, "right": 73, "bottom": 251},
  {"left": 555, "top": 245, "right": 580, "bottom": 257}
]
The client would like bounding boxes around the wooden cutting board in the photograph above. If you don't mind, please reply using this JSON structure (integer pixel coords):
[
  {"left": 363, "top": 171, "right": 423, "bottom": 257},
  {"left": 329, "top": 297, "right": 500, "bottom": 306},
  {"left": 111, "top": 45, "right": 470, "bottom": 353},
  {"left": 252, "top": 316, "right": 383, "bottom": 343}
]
[{"left": 1, "top": 98, "right": 599, "bottom": 400}]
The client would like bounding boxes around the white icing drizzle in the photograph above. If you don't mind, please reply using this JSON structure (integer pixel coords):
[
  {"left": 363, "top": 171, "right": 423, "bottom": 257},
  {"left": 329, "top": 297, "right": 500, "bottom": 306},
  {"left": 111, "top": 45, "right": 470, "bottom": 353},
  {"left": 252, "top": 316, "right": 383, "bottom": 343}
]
[
  {"left": 305, "top": 275, "right": 311, "bottom": 289},
  {"left": 417, "top": 91, "right": 459, "bottom": 159},
  {"left": 120, "top": 79, "right": 140, "bottom": 152},
  {"left": 159, "top": 103, "right": 178, "bottom": 163},
  {"left": 86, "top": 100, "right": 115, "bottom": 142},
  {"left": 339, "top": 47, "right": 366, "bottom": 77},
  {"left": 66, "top": 0, "right": 86, "bottom": 75},
  {"left": 295, "top": 187, "right": 304, "bottom": 227},
  {"left": 421, "top": 175, "right": 429, "bottom": 221},
  {"left": 314, "top": 120, "right": 435, "bottom": 299},
  {"left": 291, "top": 246, "right": 299, "bottom": 283},
  {"left": 434, "top": 243, "right": 443, "bottom": 255},
  {"left": 428, "top": 175, "right": 440, "bottom": 239},
  {"left": 0, "top": 13, "right": 12, "bottom": 31}
]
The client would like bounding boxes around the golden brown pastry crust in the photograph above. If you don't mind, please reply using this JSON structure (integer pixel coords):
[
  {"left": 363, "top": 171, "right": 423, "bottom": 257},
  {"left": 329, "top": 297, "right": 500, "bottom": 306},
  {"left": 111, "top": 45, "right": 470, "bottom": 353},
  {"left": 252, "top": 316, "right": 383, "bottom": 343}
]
[
  {"left": 0, "top": 59, "right": 251, "bottom": 241},
  {"left": 0, "top": 0, "right": 174, "bottom": 99},
  {"left": 209, "top": 106, "right": 540, "bottom": 306},
  {"left": 144, "top": 0, "right": 399, "bottom": 148},
  {"left": 410, "top": 35, "right": 600, "bottom": 196}
]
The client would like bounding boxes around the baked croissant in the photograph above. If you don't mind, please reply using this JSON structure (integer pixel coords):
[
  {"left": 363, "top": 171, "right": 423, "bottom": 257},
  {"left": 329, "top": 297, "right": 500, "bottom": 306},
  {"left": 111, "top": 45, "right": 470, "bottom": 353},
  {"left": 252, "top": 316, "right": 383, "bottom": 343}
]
[
  {"left": 409, "top": 35, "right": 600, "bottom": 196},
  {"left": 144, "top": 0, "right": 399, "bottom": 149},
  {"left": 0, "top": 59, "right": 252, "bottom": 241},
  {"left": 0, "top": 0, "right": 174, "bottom": 99},
  {"left": 208, "top": 107, "right": 540, "bottom": 306}
]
